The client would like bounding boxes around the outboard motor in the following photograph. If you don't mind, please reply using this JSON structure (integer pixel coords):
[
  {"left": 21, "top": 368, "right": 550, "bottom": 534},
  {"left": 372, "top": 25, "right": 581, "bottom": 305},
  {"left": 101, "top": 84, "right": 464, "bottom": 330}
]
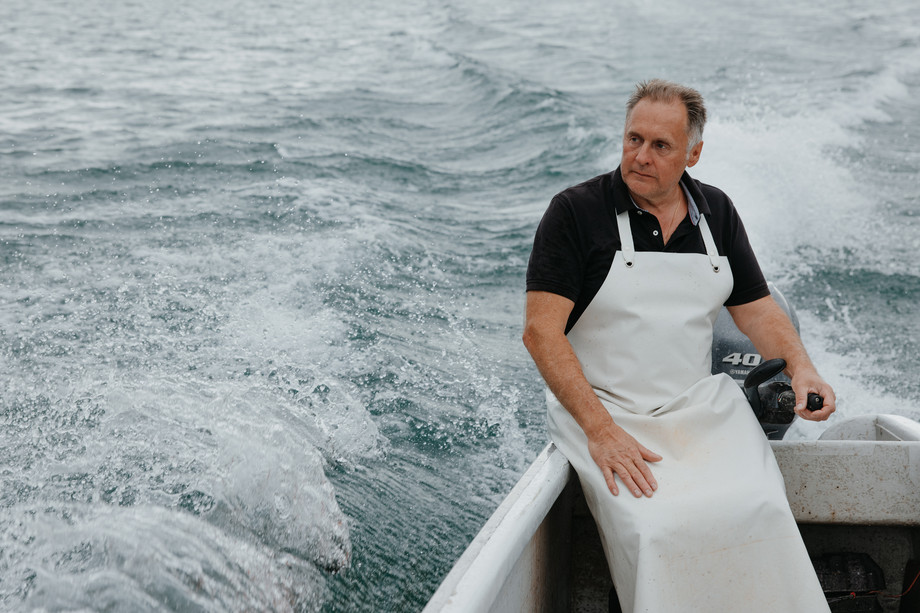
[{"left": 711, "top": 283, "right": 821, "bottom": 439}]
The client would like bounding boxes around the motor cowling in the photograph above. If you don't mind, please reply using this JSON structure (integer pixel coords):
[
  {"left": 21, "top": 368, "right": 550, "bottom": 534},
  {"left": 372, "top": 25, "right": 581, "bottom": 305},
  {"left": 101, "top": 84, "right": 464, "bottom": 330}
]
[{"left": 711, "top": 282, "right": 801, "bottom": 439}]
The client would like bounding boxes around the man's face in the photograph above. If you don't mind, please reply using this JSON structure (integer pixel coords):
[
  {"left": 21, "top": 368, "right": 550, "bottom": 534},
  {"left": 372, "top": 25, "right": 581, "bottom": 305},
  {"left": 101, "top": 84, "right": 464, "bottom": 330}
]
[{"left": 621, "top": 98, "right": 702, "bottom": 207}]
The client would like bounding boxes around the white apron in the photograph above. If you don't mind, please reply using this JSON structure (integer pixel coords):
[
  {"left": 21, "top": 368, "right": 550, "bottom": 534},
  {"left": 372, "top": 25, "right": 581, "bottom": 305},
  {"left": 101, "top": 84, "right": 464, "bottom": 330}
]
[{"left": 547, "top": 210, "right": 829, "bottom": 613}]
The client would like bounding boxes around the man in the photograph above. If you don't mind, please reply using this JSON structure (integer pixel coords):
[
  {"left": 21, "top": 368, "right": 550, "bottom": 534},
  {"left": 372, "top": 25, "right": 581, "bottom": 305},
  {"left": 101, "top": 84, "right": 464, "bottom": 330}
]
[{"left": 523, "top": 80, "right": 835, "bottom": 612}]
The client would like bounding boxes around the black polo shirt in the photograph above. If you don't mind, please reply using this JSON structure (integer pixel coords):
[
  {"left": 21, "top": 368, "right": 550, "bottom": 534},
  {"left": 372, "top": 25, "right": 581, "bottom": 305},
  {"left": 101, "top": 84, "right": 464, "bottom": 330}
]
[{"left": 526, "top": 167, "right": 769, "bottom": 333}]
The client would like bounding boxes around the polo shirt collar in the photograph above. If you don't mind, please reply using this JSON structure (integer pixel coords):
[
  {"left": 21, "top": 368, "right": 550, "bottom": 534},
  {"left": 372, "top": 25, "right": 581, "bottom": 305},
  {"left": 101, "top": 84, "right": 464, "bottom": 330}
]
[{"left": 612, "top": 167, "right": 711, "bottom": 224}]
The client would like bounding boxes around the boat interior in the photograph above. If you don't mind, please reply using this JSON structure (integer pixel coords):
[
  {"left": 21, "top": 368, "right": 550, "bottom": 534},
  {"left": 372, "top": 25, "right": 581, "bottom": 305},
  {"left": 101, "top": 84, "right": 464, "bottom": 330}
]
[
  {"left": 564, "top": 415, "right": 920, "bottom": 613},
  {"left": 565, "top": 480, "right": 920, "bottom": 613},
  {"left": 423, "top": 415, "right": 920, "bottom": 613}
]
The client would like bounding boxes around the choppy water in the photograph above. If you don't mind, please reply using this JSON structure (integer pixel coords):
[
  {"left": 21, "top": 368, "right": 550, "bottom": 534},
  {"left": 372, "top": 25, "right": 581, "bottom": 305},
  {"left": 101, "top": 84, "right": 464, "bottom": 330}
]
[{"left": 1, "top": 0, "right": 918, "bottom": 610}]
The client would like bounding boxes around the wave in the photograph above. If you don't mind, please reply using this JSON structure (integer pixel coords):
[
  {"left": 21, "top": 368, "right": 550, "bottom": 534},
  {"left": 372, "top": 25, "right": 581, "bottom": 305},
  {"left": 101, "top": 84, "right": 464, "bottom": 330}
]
[{"left": 1, "top": 503, "right": 329, "bottom": 612}]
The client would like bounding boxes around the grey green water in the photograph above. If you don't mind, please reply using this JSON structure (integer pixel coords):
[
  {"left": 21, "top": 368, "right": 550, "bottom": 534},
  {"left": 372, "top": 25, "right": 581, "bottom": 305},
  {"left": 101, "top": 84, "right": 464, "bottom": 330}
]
[{"left": 2, "top": 0, "right": 919, "bottom": 610}]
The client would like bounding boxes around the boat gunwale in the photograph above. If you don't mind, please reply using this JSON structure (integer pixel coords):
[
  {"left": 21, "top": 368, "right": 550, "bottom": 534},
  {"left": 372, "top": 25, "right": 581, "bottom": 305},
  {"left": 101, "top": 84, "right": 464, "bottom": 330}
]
[{"left": 421, "top": 443, "right": 570, "bottom": 613}]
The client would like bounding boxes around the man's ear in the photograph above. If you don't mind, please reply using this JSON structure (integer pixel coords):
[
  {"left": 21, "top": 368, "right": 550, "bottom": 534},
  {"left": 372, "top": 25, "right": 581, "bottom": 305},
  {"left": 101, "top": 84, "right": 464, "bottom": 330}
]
[{"left": 686, "top": 141, "right": 703, "bottom": 168}]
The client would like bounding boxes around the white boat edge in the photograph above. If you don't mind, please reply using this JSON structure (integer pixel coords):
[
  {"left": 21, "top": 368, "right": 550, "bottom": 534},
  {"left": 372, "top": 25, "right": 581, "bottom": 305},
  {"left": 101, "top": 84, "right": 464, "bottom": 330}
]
[
  {"left": 423, "top": 413, "right": 920, "bottom": 613},
  {"left": 422, "top": 442, "right": 572, "bottom": 613}
]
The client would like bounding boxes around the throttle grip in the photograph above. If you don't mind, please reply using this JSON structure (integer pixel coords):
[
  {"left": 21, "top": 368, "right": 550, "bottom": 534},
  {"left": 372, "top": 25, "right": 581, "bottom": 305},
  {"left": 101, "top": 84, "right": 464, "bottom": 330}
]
[{"left": 806, "top": 393, "right": 824, "bottom": 412}]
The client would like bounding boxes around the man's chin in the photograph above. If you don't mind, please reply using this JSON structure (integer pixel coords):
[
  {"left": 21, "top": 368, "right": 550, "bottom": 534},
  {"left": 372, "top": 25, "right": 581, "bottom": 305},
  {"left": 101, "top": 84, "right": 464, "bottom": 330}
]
[{"left": 624, "top": 175, "right": 656, "bottom": 196}]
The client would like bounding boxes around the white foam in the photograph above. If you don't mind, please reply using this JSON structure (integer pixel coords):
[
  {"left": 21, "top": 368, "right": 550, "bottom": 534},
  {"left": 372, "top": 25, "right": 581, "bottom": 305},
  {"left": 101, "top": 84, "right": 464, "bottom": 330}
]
[
  {"left": 692, "top": 55, "right": 920, "bottom": 427},
  {"left": 5, "top": 503, "right": 327, "bottom": 612}
]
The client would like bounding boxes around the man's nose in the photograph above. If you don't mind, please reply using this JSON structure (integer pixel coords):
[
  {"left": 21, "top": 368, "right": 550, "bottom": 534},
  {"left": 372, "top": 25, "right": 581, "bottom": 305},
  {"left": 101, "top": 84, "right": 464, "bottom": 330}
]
[{"left": 635, "top": 143, "right": 652, "bottom": 164}]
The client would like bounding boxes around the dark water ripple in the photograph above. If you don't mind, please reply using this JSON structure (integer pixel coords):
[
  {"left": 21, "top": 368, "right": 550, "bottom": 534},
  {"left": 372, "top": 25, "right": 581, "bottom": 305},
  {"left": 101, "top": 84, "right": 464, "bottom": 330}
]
[{"left": 790, "top": 264, "right": 920, "bottom": 410}]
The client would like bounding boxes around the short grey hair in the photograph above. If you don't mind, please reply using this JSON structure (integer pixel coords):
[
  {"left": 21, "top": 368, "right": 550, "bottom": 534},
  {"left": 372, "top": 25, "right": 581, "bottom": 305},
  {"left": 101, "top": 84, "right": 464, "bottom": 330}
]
[{"left": 626, "top": 79, "right": 707, "bottom": 151}]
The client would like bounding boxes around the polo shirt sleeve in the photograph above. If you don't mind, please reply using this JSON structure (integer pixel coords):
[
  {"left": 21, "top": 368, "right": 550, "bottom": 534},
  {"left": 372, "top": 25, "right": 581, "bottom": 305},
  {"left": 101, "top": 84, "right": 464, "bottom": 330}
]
[
  {"left": 723, "top": 204, "right": 770, "bottom": 307},
  {"left": 526, "top": 194, "right": 583, "bottom": 303}
]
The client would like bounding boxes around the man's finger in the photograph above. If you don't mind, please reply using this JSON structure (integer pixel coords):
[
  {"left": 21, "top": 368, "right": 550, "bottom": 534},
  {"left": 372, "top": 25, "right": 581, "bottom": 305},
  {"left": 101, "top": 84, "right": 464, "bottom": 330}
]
[
  {"left": 636, "top": 459, "right": 659, "bottom": 493},
  {"left": 620, "top": 461, "right": 654, "bottom": 498},
  {"left": 603, "top": 466, "right": 619, "bottom": 497},
  {"left": 618, "top": 471, "right": 642, "bottom": 498},
  {"left": 800, "top": 404, "right": 835, "bottom": 422},
  {"left": 638, "top": 444, "right": 663, "bottom": 463},
  {"left": 632, "top": 445, "right": 660, "bottom": 493}
]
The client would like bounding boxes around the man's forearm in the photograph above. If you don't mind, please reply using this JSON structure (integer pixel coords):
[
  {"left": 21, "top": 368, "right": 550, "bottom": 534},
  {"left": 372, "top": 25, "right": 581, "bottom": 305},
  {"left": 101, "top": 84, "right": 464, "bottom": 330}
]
[
  {"left": 727, "top": 297, "right": 815, "bottom": 377},
  {"left": 522, "top": 322, "right": 613, "bottom": 436},
  {"left": 727, "top": 295, "right": 836, "bottom": 419},
  {"left": 522, "top": 290, "right": 662, "bottom": 495}
]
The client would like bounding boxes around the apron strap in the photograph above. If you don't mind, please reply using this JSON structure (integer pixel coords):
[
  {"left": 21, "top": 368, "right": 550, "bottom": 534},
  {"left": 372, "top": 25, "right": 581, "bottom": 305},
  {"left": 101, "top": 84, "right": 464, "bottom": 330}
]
[
  {"left": 618, "top": 209, "right": 722, "bottom": 272},
  {"left": 698, "top": 215, "right": 722, "bottom": 273},
  {"left": 616, "top": 211, "right": 635, "bottom": 268}
]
